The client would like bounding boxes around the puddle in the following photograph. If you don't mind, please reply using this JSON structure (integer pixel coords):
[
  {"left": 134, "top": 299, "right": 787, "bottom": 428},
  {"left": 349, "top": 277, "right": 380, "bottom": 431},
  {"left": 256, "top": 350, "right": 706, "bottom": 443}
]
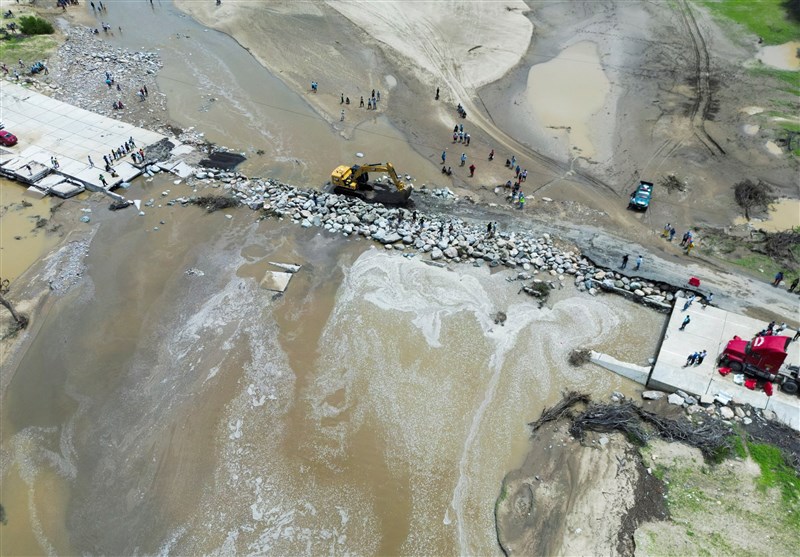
[
  {"left": 756, "top": 41, "right": 800, "bottom": 71},
  {"left": 765, "top": 140, "right": 783, "bottom": 155},
  {"left": 526, "top": 42, "right": 610, "bottom": 158},
  {"left": 742, "top": 124, "right": 759, "bottom": 136},
  {"left": 741, "top": 106, "right": 765, "bottom": 115},
  {"left": 734, "top": 198, "right": 800, "bottom": 232}
]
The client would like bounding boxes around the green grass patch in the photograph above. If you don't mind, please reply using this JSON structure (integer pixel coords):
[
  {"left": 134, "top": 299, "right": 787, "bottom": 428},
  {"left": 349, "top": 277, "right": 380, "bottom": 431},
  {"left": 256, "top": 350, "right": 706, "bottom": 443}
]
[
  {"left": 731, "top": 435, "right": 748, "bottom": 459},
  {"left": 699, "top": 0, "right": 800, "bottom": 44},
  {"left": 749, "top": 443, "right": 800, "bottom": 498},
  {"left": 0, "top": 34, "right": 58, "bottom": 65},
  {"left": 778, "top": 121, "right": 800, "bottom": 132},
  {"left": 497, "top": 482, "right": 508, "bottom": 504},
  {"left": 731, "top": 252, "right": 799, "bottom": 284},
  {"left": 750, "top": 66, "right": 800, "bottom": 96}
]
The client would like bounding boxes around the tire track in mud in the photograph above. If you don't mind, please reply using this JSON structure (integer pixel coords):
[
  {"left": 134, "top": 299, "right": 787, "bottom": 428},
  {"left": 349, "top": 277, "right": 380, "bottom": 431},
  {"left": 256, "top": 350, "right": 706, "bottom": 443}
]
[
  {"left": 382, "top": 5, "right": 623, "bottom": 199},
  {"left": 677, "top": 0, "right": 725, "bottom": 156}
]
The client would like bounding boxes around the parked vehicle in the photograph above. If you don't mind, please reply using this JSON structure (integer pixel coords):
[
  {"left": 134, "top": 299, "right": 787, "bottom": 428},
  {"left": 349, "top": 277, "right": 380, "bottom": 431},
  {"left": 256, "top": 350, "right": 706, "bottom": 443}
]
[
  {"left": 0, "top": 130, "right": 18, "bottom": 146},
  {"left": 718, "top": 335, "right": 800, "bottom": 395},
  {"left": 628, "top": 180, "right": 653, "bottom": 211}
]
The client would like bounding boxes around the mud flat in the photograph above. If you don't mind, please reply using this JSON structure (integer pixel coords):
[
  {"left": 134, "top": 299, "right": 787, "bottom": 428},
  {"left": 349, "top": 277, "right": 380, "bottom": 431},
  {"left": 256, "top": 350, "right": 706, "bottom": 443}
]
[{"left": 525, "top": 41, "right": 611, "bottom": 160}]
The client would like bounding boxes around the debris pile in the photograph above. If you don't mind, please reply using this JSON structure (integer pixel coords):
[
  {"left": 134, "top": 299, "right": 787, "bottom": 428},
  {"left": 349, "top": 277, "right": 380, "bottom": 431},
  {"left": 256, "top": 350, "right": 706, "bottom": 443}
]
[{"left": 42, "top": 27, "right": 166, "bottom": 127}]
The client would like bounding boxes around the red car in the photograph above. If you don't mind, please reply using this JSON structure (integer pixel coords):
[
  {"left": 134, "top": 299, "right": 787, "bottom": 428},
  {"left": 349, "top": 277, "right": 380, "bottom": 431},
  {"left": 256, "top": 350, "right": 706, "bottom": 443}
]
[{"left": 0, "top": 130, "right": 17, "bottom": 147}]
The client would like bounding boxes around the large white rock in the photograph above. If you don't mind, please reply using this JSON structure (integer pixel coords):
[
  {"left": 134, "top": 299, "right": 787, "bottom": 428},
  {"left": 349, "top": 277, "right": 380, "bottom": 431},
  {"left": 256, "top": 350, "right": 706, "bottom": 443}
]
[
  {"left": 668, "top": 393, "right": 685, "bottom": 406},
  {"left": 443, "top": 246, "right": 459, "bottom": 259}
]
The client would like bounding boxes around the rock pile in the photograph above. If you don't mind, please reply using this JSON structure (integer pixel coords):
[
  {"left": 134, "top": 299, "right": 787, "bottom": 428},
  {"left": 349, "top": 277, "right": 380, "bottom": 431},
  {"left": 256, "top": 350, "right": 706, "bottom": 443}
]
[
  {"left": 47, "top": 27, "right": 166, "bottom": 127},
  {"left": 177, "top": 173, "right": 591, "bottom": 297},
  {"left": 579, "top": 271, "right": 677, "bottom": 312},
  {"left": 643, "top": 389, "right": 765, "bottom": 426},
  {"left": 160, "top": 169, "right": 689, "bottom": 307}
]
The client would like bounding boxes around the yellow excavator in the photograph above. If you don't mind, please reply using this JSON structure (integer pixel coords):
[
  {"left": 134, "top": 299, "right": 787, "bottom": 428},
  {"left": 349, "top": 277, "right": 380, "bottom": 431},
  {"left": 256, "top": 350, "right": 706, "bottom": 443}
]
[{"left": 329, "top": 162, "right": 413, "bottom": 205}]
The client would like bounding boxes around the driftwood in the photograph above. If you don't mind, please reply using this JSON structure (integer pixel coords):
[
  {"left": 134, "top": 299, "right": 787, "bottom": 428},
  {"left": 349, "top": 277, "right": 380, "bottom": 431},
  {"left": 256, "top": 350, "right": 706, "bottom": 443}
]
[
  {"left": 569, "top": 401, "right": 734, "bottom": 461},
  {"left": 189, "top": 195, "right": 240, "bottom": 213},
  {"left": 763, "top": 230, "right": 800, "bottom": 262},
  {"left": 568, "top": 349, "right": 591, "bottom": 367},
  {"left": 528, "top": 391, "right": 590, "bottom": 433}
]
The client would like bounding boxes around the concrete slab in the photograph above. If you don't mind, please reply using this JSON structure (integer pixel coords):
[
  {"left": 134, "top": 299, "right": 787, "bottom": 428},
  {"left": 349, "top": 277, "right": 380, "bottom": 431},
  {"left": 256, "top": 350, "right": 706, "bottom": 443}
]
[
  {"left": 0, "top": 81, "right": 166, "bottom": 194},
  {"left": 50, "top": 181, "right": 85, "bottom": 199},
  {"left": 590, "top": 351, "right": 650, "bottom": 384},
  {"left": 260, "top": 271, "right": 293, "bottom": 292},
  {"left": 24, "top": 186, "right": 47, "bottom": 199},
  {"left": 649, "top": 295, "right": 800, "bottom": 430}
]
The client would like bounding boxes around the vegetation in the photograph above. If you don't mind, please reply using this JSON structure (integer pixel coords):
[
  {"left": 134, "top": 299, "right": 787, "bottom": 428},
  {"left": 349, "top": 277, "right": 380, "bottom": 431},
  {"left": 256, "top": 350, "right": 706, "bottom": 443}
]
[
  {"left": 18, "top": 16, "right": 54, "bottom": 36},
  {"left": 750, "top": 66, "right": 800, "bottom": 97},
  {"left": 731, "top": 252, "right": 799, "bottom": 284},
  {"left": 748, "top": 442, "right": 800, "bottom": 525},
  {"left": 733, "top": 179, "right": 776, "bottom": 220},
  {"left": 0, "top": 34, "right": 58, "bottom": 64},
  {"left": 699, "top": 0, "right": 800, "bottom": 44}
]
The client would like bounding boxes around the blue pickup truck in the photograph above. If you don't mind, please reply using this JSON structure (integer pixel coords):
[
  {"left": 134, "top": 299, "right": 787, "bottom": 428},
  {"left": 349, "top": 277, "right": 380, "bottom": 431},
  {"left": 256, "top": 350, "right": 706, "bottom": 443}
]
[{"left": 628, "top": 181, "right": 653, "bottom": 211}]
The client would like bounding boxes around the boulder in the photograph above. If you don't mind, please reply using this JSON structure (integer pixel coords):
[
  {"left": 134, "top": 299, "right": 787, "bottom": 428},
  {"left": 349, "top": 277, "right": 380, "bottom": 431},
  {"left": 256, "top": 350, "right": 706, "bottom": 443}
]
[
  {"left": 720, "top": 407, "right": 735, "bottom": 420},
  {"left": 668, "top": 393, "right": 685, "bottom": 406},
  {"left": 431, "top": 248, "right": 443, "bottom": 260},
  {"left": 444, "top": 246, "right": 459, "bottom": 259},
  {"left": 642, "top": 390, "right": 666, "bottom": 400}
]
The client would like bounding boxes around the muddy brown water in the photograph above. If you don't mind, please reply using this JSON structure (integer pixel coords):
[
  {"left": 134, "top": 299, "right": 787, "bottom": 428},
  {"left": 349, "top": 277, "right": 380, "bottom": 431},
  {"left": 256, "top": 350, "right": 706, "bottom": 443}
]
[
  {"left": 0, "top": 181, "right": 62, "bottom": 281},
  {"left": 1, "top": 3, "right": 667, "bottom": 555}
]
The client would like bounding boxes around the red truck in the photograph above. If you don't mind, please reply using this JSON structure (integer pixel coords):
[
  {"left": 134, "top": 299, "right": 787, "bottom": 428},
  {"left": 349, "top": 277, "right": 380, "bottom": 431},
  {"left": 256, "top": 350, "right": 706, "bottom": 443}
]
[{"left": 718, "top": 335, "right": 800, "bottom": 395}]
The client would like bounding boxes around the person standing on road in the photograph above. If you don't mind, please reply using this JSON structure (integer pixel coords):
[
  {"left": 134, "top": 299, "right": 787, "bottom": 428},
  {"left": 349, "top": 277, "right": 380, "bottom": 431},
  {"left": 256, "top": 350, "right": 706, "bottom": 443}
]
[
  {"left": 684, "top": 352, "right": 698, "bottom": 367},
  {"left": 668, "top": 227, "right": 676, "bottom": 242},
  {"left": 679, "top": 315, "right": 691, "bottom": 331},
  {"left": 682, "top": 294, "right": 695, "bottom": 311},
  {"left": 435, "top": 87, "right": 440, "bottom": 100},
  {"left": 634, "top": 255, "right": 643, "bottom": 271},
  {"left": 469, "top": 163, "right": 476, "bottom": 177},
  {"left": 441, "top": 150, "right": 446, "bottom": 164},
  {"left": 460, "top": 153, "right": 467, "bottom": 166},
  {"left": 695, "top": 350, "right": 708, "bottom": 365},
  {"left": 489, "top": 149, "right": 494, "bottom": 161},
  {"left": 620, "top": 254, "right": 629, "bottom": 269},
  {"left": 773, "top": 271, "right": 784, "bottom": 287},
  {"left": 88, "top": 155, "right": 94, "bottom": 167}
]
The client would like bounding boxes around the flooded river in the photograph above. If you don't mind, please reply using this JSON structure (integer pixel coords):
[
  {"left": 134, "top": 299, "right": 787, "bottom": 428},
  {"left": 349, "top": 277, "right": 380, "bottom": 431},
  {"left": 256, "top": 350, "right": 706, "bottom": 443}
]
[{"left": 1, "top": 2, "right": 666, "bottom": 555}]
